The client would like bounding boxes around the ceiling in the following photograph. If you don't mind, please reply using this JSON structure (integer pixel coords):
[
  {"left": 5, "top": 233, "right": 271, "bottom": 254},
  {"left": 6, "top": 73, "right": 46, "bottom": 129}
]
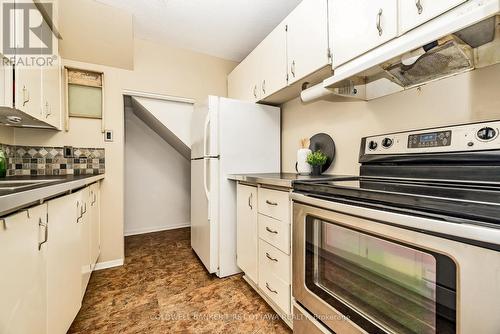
[{"left": 94, "top": 0, "right": 302, "bottom": 62}]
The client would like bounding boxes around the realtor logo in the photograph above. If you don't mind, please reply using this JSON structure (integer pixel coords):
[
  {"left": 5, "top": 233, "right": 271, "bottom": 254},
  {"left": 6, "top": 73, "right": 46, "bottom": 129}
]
[{"left": 2, "top": 1, "right": 54, "bottom": 64}]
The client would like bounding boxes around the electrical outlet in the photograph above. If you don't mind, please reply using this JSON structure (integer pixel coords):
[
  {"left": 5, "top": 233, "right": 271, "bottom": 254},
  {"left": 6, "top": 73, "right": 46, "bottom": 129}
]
[{"left": 64, "top": 146, "right": 74, "bottom": 158}]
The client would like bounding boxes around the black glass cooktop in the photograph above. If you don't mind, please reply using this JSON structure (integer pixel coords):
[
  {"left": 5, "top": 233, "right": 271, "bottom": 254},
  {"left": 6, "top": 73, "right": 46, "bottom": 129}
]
[{"left": 294, "top": 177, "right": 500, "bottom": 227}]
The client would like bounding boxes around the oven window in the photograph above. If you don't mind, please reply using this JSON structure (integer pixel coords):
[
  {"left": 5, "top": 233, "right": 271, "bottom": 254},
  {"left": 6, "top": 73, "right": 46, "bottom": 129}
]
[{"left": 305, "top": 217, "right": 456, "bottom": 334}]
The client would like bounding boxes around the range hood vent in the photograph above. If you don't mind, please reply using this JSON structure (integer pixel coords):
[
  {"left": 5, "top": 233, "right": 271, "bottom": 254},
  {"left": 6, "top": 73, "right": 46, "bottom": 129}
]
[
  {"left": 0, "top": 107, "right": 56, "bottom": 129},
  {"left": 304, "top": 1, "right": 500, "bottom": 103},
  {"left": 383, "top": 35, "right": 474, "bottom": 88}
]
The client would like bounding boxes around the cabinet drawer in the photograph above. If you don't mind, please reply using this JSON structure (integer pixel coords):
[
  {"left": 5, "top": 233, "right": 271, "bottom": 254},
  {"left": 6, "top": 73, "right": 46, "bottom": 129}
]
[
  {"left": 258, "top": 188, "right": 290, "bottom": 222},
  {"left": 258, "top": 214, "right": 290, "bottom": 254},
  {"left": 259, "top": 239, "right": 290, "bottom": 284},
  {"left": 259, "top": 267, "right": 291, "bottom": 315}
]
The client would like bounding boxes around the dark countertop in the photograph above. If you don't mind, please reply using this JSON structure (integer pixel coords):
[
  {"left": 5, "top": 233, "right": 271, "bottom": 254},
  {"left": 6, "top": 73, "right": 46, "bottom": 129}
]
[
  {"left": 0, "top": 174, "right": 105, "bottom": 216},
  {"left": 227, "top": 173, "right": 352, "bottom": 188}
]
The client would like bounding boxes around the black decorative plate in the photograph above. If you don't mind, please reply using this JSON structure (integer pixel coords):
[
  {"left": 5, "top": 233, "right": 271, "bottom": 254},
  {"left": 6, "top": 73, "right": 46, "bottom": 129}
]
[{"left": 309, "top": 133, "right": 335, "bottom": 173}]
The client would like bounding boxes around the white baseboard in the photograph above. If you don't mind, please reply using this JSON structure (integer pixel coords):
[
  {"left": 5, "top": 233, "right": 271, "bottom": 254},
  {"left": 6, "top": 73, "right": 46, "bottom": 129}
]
[
  {"left": 94, "top": 258, "right": 124, "bottom": 271},
  {"left": 124, "top": 222, "right": 191, "bottom": 236}
]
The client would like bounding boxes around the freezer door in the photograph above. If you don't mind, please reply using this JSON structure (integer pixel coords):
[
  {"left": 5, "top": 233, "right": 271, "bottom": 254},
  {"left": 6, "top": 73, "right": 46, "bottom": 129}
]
[
  {"left": 190, "top": 158, "right": 219, "bottom": 274},
  {"left": 191, "top": 97, "right": 219, "bottom": 159}
]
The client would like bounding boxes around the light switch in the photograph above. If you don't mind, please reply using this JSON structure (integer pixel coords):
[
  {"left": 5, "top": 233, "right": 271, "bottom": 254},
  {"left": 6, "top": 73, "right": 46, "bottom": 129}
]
[{"left": 104, "top": 130, "right": 114, "bottom": 142}]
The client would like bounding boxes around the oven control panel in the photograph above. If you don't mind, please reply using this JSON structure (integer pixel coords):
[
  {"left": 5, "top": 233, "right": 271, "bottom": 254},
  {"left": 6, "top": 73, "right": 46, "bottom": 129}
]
[
  {"left": 408, "top": 130, "right": 452, "bottom": 149},
  {"left": 363, "top": 120, "right": 500, "bottom": 155}
]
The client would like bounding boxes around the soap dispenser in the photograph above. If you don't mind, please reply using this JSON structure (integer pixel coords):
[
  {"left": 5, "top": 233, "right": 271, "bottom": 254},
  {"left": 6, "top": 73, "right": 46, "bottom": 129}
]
[{"left": 0, "top": 149, "right": 6, "bottom": 178}]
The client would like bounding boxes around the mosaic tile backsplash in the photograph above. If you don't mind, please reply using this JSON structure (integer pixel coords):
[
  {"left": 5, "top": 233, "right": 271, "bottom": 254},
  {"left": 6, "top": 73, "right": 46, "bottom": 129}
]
[{"left": 0, "top": 144, "right": 105, "bottom": 177}]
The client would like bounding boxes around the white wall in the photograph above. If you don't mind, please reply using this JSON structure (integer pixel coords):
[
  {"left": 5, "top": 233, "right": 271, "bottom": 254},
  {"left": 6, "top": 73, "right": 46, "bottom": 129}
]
[
  {"left": 124, "top": 101, "right": 192, "bottom": 236},
  {"left": 11, "top": 37, "right": 236, "bottom": 265},
  {"left": 282, "top": 64, "right": 500, "bottom": 175},
  {"left": 133, "top": 96, "right": 193, "bottom": 147}
]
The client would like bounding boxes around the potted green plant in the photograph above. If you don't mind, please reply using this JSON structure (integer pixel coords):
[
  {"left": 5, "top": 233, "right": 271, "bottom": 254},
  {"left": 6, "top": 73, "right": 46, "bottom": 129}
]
[
  {"left": 0, "top": 149, "right": 6, "bottom": 178},
  {"left": 306, "top": 150, "right": 328, "bottom": 176}
]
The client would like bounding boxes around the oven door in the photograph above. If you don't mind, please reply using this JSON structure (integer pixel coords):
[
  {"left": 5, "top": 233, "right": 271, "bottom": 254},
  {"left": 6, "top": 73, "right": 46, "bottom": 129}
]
[{"left": 292, "top": 194, "right": 500, "bottom": 334}]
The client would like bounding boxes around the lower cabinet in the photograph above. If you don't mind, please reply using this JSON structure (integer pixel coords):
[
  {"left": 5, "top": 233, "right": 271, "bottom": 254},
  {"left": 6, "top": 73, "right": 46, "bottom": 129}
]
[
  {"left": 0, "top": 204, "right": 48, "bottom": 334},
  {"left": 89, "top": 183, "right": 101, "bottom": 269},
  {"left": 236, "top": 183, "right": 292, "bottom": 324},
  {"left": 47, "top": 191, "right": 84, "bottom": 334},
  {"left": 0, "top": 181, "right": 102, "bottom": 334},
  {"left": 236, "top": 184, "right": 258, "bottom": 283},
  {"left": 79, "top": 187, "right": 92, "bottom": 297}
]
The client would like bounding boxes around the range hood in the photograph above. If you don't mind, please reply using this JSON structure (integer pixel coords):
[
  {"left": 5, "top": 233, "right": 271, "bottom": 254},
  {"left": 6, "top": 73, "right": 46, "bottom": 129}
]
[
  {"left": 0, "top": 107, "right": 56, "bottom": 129},
  {"left": 303, "top": 0, "right": 500, "bottom": 102}
]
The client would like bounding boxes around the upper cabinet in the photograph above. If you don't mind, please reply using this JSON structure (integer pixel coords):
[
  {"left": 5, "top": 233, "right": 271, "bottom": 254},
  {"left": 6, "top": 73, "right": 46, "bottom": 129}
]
[
  {"left": 256, "top": 22, "right": 288, "bottom": 100},
  {"left": 398, "top": 0, "right": 468, "bottom": 34},
  {"left": 331, "top": 0, "right": 398, "bottom": 68},
  {"left": 228, "top": 23, "right": 287, "bottom": 103},
  {"left": 286, "top": 0, "right": 330, "bottom": 85},
  {"left": 0, "top": 0, "right": 62, "bottom": 130},
  {"left": 228, "top": 50, "right": 259, "bottom": 103},
  {"left": 228, "top": 0, "right": 332, "bottom": 103}
]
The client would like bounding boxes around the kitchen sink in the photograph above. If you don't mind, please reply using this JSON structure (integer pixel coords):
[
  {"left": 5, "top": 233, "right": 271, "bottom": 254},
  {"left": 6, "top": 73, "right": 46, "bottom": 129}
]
[{"left": 0, "top": 179, "right": 63, "bottom": 192}]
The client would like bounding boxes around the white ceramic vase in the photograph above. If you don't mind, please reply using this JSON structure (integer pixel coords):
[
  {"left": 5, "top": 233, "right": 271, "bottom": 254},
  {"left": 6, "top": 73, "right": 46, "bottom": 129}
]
[{"left": 297, "top": 148, "right": 312, "bottom": 175}]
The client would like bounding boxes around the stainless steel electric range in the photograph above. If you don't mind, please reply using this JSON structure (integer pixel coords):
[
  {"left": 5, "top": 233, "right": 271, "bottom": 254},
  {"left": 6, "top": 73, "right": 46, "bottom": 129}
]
[{"left": 292, "top": 121, "right": 500, "bottom": 334}]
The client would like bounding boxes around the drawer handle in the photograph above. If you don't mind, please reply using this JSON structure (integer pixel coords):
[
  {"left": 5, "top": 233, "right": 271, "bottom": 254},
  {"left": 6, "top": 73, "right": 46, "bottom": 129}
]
[
  {"left": 376, "top": 9, "right": 383, "bottom": 36},
  {"left": 416, "top": 0, "right": 423, "bottom": 15},
  {"left": 266, "top": 227, "right": 278, "bottom": 234},
  {"left": 266, "top": 282, "right": 278, "bottom": 294},
  {"left": 265, "top": 200, "right": 278, "bottom": 206},
  {"left": 266, "top": 252, "right": 278, "bottom": 262}
]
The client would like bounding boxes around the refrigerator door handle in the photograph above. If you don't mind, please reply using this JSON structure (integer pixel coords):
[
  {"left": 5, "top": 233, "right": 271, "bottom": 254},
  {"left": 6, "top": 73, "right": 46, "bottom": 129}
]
[
  {"left": 203, "top": 112, "right": 210, "bottom": 157},
  {"left": 203, "top": 158, "right": 210, "bottom": 201}
]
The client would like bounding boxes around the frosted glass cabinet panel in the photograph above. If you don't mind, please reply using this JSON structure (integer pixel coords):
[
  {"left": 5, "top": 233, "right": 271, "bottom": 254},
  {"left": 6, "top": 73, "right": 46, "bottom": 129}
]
[{"left": 68, "top": 84, "right": 102, "bottom": 118}]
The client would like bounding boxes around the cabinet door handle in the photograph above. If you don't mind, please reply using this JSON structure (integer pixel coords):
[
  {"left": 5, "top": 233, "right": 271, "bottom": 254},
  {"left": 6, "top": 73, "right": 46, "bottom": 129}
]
[
  {"left": 22, "top": 86, "right": 30, "bottom": 106},
  {"left": 266, "top": 282, "right": 278, "bottom": 294},
  {"left": 45, "top": 101, "right": 51, "bottom": 118},
  {"left": 415, "top": 0, "right": 423, "bottom": 14},
  {"left": 265, "top": 252, "right": 278, "bottom": 262},
  {"left": 262, "top": 80, "right": 266, "bottom": 95},
  {"left": 91, "top": 192, "right": 97, "bottom": 206},
  {"left": 265, "top": 200, "right": 278, "bottom": 206},
  {"left": 291, "top": 61, "right": 296, "bottom": 78},
  {"left": 266, "top": 227, "right": 278, "bottom": 234},
  {"left": 376, "top": 9, "right": 383, "bottom": 36},
  {"left": 253, "top": 85, "right": 258, "bottom": 98},
  {"left": 38, "top": 218, "right": 48, "bottom": 250},
  {"left": 248, "top": 193, "right": 253, "bottom": 210}
]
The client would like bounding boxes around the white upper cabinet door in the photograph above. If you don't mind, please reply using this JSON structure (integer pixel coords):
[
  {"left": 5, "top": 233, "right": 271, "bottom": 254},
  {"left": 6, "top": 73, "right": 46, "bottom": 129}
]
[
  {"left": 228, "top": 49, "right": 260, "bottom": 102},
  {"left": 286, "top": 0, "right": 330, "bottom": 85},
  {"left": 0, "top": 204, "right": 48, "bottom": 334},
  {"left": 257, "top": 22, "right": 288, "bottom": 99},
  {"left": 41, "top": 18, "right": 61, "bottom": 129},
  {"left": 331, "top": 0, "right": 398, "bottom": 67},
  {"left": 398, "top": 0, "right": 468, "bottom": 34},
  {"left": 236, "top": 184, "right": 258, "bottom": 284},
  {"left": 13, "top": 0, "right": 43, "bottom": 119}
]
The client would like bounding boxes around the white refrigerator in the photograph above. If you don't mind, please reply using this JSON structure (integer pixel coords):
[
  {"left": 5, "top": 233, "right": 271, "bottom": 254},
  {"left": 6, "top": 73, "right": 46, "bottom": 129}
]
[{"left": 191, "top": 96, "right": 280, "bottom": 277}]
